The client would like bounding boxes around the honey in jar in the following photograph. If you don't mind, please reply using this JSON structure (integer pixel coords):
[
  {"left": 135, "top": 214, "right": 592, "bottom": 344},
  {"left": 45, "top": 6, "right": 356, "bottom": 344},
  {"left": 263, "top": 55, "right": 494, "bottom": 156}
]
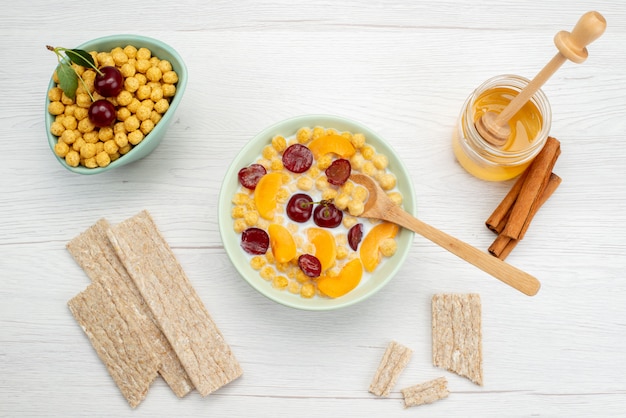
[{"left": 453, "top": 75, "right": 551, "bottom": 181}]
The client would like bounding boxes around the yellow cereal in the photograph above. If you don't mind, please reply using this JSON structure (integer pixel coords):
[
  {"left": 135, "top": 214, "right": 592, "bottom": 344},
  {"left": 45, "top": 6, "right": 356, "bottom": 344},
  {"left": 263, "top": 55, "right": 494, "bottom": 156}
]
[
  {"left": 348, "top": 200, "right": 365, "bottom": 216},
  {"left": 273, "top": 275, "right": 289, "bottom": 290},
  {"left": 244, "top": 211, "right": 258, "bottom": 226},
  {"left": 83, "top": 156, "right": 98, "bottom": 168},
  {"left": 65, "top": 150, "right": 80, "bottom": 167},
  {"left": 262, "top": 145, "right": 278, "bottom": 160},
  {"left": 128, "top": 130, "right": 144, "bottom": 145},
  {"left": 316, "top": 154, "right": 332, "bottom": 170},
  {"left": 95, "top": 151, "right": 111, "bottom": 167},
  {"left": 157, "top": 60, "right": 172, "bottom": 73},
  {"left": 135, "top": 59, "right": 151, "bottom": 73},
  {"left": 372, "top": 154, "right": 389, "bottom": 169},
  {"left": 270, "top": 157, "right": 284, "bottom": 171},
  {"left": 150, "top": 87, "right": 164, "bottom": 102},
  {"left": 114, "top": 132, "right": 129, "bottom": 148},
  {"left": 103, "top": 140, "right": 119, "bottom": 155},
  {"left": 116, "top": 107, "right": 131, "bottom": 121},
  {"left": 136, "top": 105, "right": 152, "bottom": 121},
  {"left": 288, "top": 281, "right": 301, "bottom": 294},
  {"left": 54, "top": 141, "right": 70, "bottom": 158},
  {"left": 119, "top": 144, "right": 132, "bottom": 155},
  {"left": 50, "top": 121, "right": 65, "bottom": 136},
  {"left": 352, "top": 185, "right": 368, "bottom": 201},
  {"left": 271, "top": 135, "right": 287, "bottom": 152},
  {"left": 388, "top": 191, "right": 403, "bottom": 206},
  {"left": 48, "top": 101, "right": 64, "bottom": 115},
  {"left": 80, "top": 143, "right": 97, "bottom": 159},
  {"left": 232, "top": 206, "right": 245, "bottom": 218},
  {"left": 136, "top": 85, "right": 152, "bottom": 101},
  {"left": 83, "top": 131, "right": 98, "bottom": 144},
  {"left": 162, "top": 83, "right": 176, "bottom": 97},
  {"left": 233, "top": 219, "right": 247, "bottom": 233},
  {"left": 140, "top": 119, "right": 155, "bottom": 135},
  {"left": 379, "top": 173, "right": 397, "bottom": 190},
  {"left": 380, "top": 238, "right": 398, "bottom": 257},
  {"left": 336, "top": 246, "right": 348, "bottom": 260},
  {"left": 342, "top": 215, "right": 358, "bottom": 229},
  {"left": 146, "top": 66, "right": 162, "bottom": 82},
  {"left": 154, "top": 98, "right": 169, "bottom": 114},
  {"left": 296, "top": 127, "right": 312, "bottom": 143},
  {"left": 351, "top": 133, "right": 366, "bottom": 149},
  {"left": 321, "top": 188, "right": 338, "bottom": 201},
  {"left": 312, "top": 126, "right": 325, "bottom": 140},
  {"left": 98, "top": 126, "right": 114, "bottom": 142},
  {"left": 124, "top": 115, "right": 140, "bottom": 132},
  {"left": 296, "top": 176, "right": 314, "bottom": 191},
  {"left": 334, "top": 193, "right": 350, "bottom": 210},
  {"left": 260, "top": 265, "right": 275, "bottom": 280},
  {"left": 315, "top": 176, "right": 329, "bottom": 191},
  {"left": 48, "top": 87, "right": 63, "bottom": 102},
  {"left": 362, "top": 161, "right": 377, "bottom": 176},
  {"left": 300, "top": 283, "right": 316, "bottom": 298},
  {"left": 124, "top": 76, "right": 140, "bottom": 93},
  {"left": 61, "top": 130, "right": 77, "bottom": 145},
  {"left": 162, "top": 70, "right": 178, "bottom": 84},
  {"left": 135, "top": 73, "right": 147, "bottom": 85},
  {"left": 250, "top": 256, "right": 266, "bottom": 270}
]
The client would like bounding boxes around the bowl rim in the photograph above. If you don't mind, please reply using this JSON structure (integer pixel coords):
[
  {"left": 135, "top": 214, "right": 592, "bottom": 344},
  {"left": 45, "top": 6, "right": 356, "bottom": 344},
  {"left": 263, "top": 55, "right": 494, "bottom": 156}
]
[
  {"left": 45, "top": 34, "right": 188, "bottom": 175},
  {"left": 218, "top": 114, "right": 416, "bottom": 311}
]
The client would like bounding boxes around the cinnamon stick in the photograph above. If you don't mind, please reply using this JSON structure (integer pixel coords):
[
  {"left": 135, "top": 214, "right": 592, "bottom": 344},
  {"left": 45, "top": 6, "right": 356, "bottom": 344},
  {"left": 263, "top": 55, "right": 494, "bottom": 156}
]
[
  {"left": 501, "top": 136, "right": 561, "bottom": 240},
  {"left": 486, "top": 168, "right": 530, "bottom": 234},
  {"left": 489, "top": 173, "right": 562, "bottom": 259}
]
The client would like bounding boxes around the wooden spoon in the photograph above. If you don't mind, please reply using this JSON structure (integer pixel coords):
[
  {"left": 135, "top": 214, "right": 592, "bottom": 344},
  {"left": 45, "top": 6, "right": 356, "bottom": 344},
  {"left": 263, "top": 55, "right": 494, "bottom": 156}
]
[
  {"left": 476, "top": 11, "right": 607, "bottom": 147},
  {"left": 350, "top": 173, "right": 540, "bottom": 296}
]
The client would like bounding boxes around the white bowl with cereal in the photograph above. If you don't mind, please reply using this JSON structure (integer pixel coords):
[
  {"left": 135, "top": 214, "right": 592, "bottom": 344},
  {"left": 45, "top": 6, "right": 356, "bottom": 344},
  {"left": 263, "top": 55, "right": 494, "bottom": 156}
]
[
  {"left": 218, "top": 115, "right": 416, "bottom": 310},
  {"left": 45, "top": 34, "right": 187, "bottom": 174}
]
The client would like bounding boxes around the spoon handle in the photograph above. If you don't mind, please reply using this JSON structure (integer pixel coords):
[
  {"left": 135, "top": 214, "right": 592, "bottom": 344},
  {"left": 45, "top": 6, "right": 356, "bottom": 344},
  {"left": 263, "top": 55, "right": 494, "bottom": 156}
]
[{"left": 388, "top": 205, "right": 541, "bottom": 296}]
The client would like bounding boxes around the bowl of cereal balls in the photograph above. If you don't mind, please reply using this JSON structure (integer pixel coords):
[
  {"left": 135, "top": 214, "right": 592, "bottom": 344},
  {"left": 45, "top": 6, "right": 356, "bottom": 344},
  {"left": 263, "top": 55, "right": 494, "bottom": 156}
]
[
  {"left": 218, "top": 115, "right": 416, "bottom": 310},
  {"left": 45, "top": 34, "right": 187, "bottom": 174}
]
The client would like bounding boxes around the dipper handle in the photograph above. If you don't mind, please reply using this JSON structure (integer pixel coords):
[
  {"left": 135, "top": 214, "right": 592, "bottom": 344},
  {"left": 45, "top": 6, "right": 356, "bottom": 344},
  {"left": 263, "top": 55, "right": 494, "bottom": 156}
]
[
  {"left": 476, "top": 11, "right": 607, "bottom": 147},
  {"left": 554, "top": 11, "right": 607, "bottom": 63}
]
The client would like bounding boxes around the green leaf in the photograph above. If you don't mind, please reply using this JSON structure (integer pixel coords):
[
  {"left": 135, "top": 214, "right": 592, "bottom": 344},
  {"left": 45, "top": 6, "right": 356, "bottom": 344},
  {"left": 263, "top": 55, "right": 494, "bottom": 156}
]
[
  {"left": 57, "top": 62, "right": 78, "bottom": 99},
  {"left": 65, "top": 48, "right": 95, "bottom": 69}
]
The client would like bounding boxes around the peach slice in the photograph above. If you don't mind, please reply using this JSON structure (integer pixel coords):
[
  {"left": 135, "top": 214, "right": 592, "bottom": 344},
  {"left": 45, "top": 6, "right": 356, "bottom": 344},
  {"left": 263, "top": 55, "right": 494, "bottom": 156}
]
[
  {"left": 317, "top": 258, "right": 363, "bottom": 298},
  {"left": 254, "top": 172, "right": 283, "bottom": 220},
  {"left": 359, "top": 222, "right": 400, "bottom": 272},
  {"left": 268, "top": 223, "right": 297, "bottom": 263},
  {"left": 306, "top": 227, "right": 337, "bottom": 271},
  {"left": 308, "top": 134, "right": 356, "bottom": 159}
]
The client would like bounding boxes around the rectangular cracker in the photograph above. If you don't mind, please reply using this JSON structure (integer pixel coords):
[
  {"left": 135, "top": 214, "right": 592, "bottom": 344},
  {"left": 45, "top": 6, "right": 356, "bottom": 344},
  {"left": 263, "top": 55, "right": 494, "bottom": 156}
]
[
  {"left": 67, "top": 219, "right": 194, "bottom": 398},
  {"left": 401, "top": 377, "right": 449, "bottom": 408},
  {"left": 432, "top": 293, "right": 483, "bottom": 385},
  {"left": 68, "top": 282, "right": 160, "bottom": 408},
  {"left": 369, "top": 341, "right": 413, "bottom": 397},
  {"left": 106, "top": 210, "right": 243, "bottom": 396}
]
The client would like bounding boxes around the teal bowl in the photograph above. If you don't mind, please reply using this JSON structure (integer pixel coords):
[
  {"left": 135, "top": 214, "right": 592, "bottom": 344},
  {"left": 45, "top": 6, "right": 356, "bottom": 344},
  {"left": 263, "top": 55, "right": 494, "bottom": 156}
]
[
  {"left": 218, "top": 115, "right": 416, "bottom": 310},
  {"left": 45, "top": 34, "right": 187, "bottom": 174}
]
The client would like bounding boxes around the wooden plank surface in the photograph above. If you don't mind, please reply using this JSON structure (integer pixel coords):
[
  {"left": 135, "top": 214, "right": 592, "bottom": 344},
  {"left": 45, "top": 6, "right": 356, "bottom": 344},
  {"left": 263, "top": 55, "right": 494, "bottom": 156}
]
[{"left": 1, "top": 1, "right": 625, "bottom": 416}]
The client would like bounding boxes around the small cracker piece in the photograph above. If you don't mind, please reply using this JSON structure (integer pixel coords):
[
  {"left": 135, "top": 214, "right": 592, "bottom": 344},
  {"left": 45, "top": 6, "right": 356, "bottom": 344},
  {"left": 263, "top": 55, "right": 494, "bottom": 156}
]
[
  {"left": 432, "top": 293, "right": 483, "bottom": 385},
  {"left": 401, "top": 377, "right": 449, "bottom": 408},
  {"left": 369, "top": 341, "right": 413, "bottom": 397},
  {"left": 67, "top": 218, "right": 194, "bottom": 398},
  {"left": 107, "top": 210, "right": 243, "bottom": 397},
  {"left": 68, "top": 282, "right": 160, "bottom": 408}
]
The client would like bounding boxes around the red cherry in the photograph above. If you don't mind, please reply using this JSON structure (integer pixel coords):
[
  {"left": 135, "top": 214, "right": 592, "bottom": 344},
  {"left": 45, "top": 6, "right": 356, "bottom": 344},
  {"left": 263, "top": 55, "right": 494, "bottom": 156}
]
[
  {"left": 94, "top": 66, "right": 124, "bottom": 97},
  {"left": 88, "top": 99, "right": 116, "bottom": 127}
]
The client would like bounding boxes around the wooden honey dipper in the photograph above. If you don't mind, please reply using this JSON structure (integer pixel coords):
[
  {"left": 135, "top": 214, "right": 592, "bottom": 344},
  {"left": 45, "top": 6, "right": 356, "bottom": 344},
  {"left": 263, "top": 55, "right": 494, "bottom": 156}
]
[{"left": 476, "top": 11, "right": 607, "bottom": 147}]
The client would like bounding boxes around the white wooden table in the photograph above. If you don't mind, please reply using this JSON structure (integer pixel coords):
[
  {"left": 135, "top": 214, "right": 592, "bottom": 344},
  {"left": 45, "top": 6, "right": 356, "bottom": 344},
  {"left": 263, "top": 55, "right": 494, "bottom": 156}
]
[{"left": 2, "top": 1, "right": 625, "bottom": 416}]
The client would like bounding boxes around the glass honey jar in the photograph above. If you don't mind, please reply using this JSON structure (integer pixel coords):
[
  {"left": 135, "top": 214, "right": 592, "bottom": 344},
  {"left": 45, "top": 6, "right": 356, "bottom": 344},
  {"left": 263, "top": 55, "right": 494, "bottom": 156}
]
[{"left": 452, "top": 74, "right": 552, "bottom": 181}]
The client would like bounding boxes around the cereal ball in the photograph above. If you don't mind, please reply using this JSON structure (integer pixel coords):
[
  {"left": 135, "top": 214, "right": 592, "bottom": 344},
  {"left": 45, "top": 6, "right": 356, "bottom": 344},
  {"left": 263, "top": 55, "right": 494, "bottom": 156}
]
[
  {"left": 48, "top": 101, "right": 65, "bottom": 115},
  {"left": 150, "top": 111, "right": 162, "bottom": 125},
  {"left": 74, "top": 107, "right": 88, "bottom": 121},
  {"left": 95, "top": 141, "right": 105, "bottom": 155},
  {"left": 135, "top": 73, "right": 147, "bottom": 85},
  {"left": 124, "top": 76, "right": 140, "bottom": 93},
  {"left": 95, "top": 151, "right": 111, "bottom": 167},
  {"left": 272, "top": 276, "right": 289, "bottom": 290},
  {"left": 260, "top": 265, "right": 275, "bottom": 280},
  {"left": 162, "top": 84, "right": 176, "bottom": 97},
  {"left": 334, "top": 193, "right": 350, "bottom": 210},
  {"left": 150, "top": 87, "right": 164, "bottom": 102},
  {"left": 288, "top": 281, "right": 301, "bottom": 294},
  {"left": 146, "top": 66, "right": 162, "bottom": 82},
  {"left": 162, "top": 70, "right": 178, "bottom": 84},
  {"left": 387, "top": 191, "right": 403, "bottom": 206},
  {"left": 140, "top": 119, "right": 155, "bottom": 135},
  {"left": 351, "top": 133, "right": 366, "bottom": 149},
  {"left": 271, "top": 135, "right": 287, "bottom": 152},
  {"left": 362, "top": 161, "right": 377, "bottom": 176},
  {"left": 316, "top": 154, "right": 332, "bottom": 170},
  {"left": 296, "top": 127, "right": 312, "bottom": 143},
  {"left": 154, "top": 98, "right": 169, "bottom": 114},
  {"left": 350, "top": 153, "right": 365, "bottom": 170},
  {"left": 72, "top": 137, "right": 86, "bottom": 152},
  {"left": 83, "top": 131, "right": 99, "bottom": 144},
  {"left": 250, "top": 256, "right": 266, "bottom": 270},
  {"left": 80, "top": 142, "right": 97, "bottom": 159},
  {"left": 262, "top": 145, "right": 278, "bottom": 160},
  {"left": 128, "top": 130, "right": 144, "bottom": 145},
  {"left": 116, "top": 107, "right": 131, "bottom": 121},
  {"left": 61, "top": 92, "right": 74, "bottom": 105},
  {"left": 372, "top": 154, "right": 388, "bottom": 170},
  {"left": 123, "top": 45, "right": 138, "bottom": 59},
  {"left": 120, "top": 62, "right": 136, "bottom": 78},
  {"left": 48, "top": 87, "right": 63, "bottom": 102},
  {"left": 321, "top": 188, "right": 338, "bottom": 201},
  {"left": 127, "top": 98, "right": 141, "bottom": 113},
  {"left": 83, "top": 156, "right": 98, "bottom": 168},
  {"left": 76, "top": 93, "right": 92, "bottom": 108},
  {"left": 61, "top": 115, "right": 77, "bottom": 130},
  {"left": 312, "top": 126, "right": 325, "bottom": 140},
  {"left": 300, "top": 283, "right": 316, "bottom": 298},
  {"left": 136, "top": 85, "right": 152, "bottom": 101},
  {"left": 140, "top": 99, "right": 154, "bottom": 111},
  {"left": 124, "top": 115, "right": 140, "bottom": 132},
  {"left": 50, "top": 121, "right": 65, "bottom": 136},
  {"left": 103, "top": 139, "right": 119, "bottom": 155},
  {"left": 296, "top": 175, "right": 313, "bottom": 191},
  {"left": 54, "top": 141, "right": 70, "bottom": 158},
  {"left": 61, "top": 129, "right": 77, "bottom": 145},
  {"left": 270, "top": 157, "right": 283, "bottom": 171},
  {"left": 379, "top": 173, "right": 397, "bottom": 190},
  {"left": 112, "top": 50, "right": 128, "bottom": 66},
  {"left": 244, "top": 211, "right": 259, "bottom": 226},
  {"left": 113, "top": 122, "right": 126, "bottom": 134},
  {"left": 379, "top": 238, "right": 398, "bottom": 257},
  {"left": 136, "top": 105, "right": 152, "bottom": 121},
  {"left": 78, "top": 118, "right": 96, "bottom": 133},
  {"left": 157, "top": 59, "right": 172, "bottom": 73},
  {"left": 135, "top": 59, "right": 151, "bottom": 73},
  {"left": 119, "top": 144, "right": 132, "bottom": 155},
  {"left": 348, "top": 200, "right": 365, "bottom": 216},
  {"left": 98, "top": 126, "right": 114, "bottom": 142},
  {"left": 65, "top": 150, "right": 80, "bottom": 167},
  {"left": 117, "top": 90, "right": 133, "bottom": 106},
  {"left": 136, "top": 47, "right": 151, "bottom": 60}
]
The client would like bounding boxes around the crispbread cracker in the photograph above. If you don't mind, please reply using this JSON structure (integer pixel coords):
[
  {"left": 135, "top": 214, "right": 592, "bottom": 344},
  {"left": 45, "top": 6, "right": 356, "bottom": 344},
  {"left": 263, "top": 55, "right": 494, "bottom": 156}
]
[
  {"left": 432, "top": 293, "right": 483, "bottom": 385},
  {"left": 67, "top": 219, "right": 194, "bottom": 398},
  {"left": 401, "top": 377, "right": 449, "bottom": 408},
  {"left": 369, "top": 341, "right": 413, "bottom": 397},
  {"left": 68, "top": 282, "right": 160, "bottom": 408},
  {"left": 107, "top": 210, "right": 243, "bottom": 396}
]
